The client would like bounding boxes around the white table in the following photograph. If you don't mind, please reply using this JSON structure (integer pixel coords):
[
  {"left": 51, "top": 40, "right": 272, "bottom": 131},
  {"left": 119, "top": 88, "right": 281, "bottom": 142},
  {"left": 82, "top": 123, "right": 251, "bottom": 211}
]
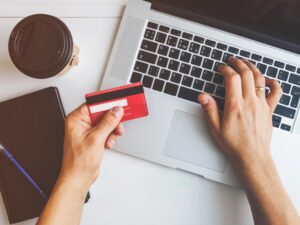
[{"left": 0, "top": 1, "right": 298, "bottom": 225}]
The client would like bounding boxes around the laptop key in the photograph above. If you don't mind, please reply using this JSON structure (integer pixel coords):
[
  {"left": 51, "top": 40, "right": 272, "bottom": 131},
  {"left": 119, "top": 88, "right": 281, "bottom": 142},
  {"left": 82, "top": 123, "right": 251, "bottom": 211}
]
[
  {"left": 169, "top": 48, "right": 180, "bottom": 59},
  {"left": 200, "top": 46, "right": 212, "bottom": 57},
  {"left": 142, "top": 75, "right": 153, "bottom": 88},
  {"left": 214, "top": 62, "right": 225, "bottom": 72},
  {"left": 202, "top": 58, "right": 214, "bottom": 70},
  {"left": 144, "top": 29, "right": 156, "bottom": 40},
  {"left": 240, "top": 50, "right": 251, "bottom": 58},
  {"left": 138, "top": 50, "right": 157, "bottom": 64},
  {"left": 168, "top": 60, "right": 180, "bottom": 71},
  {"left": 158, "top": 45, "right": 169, "bottom": 56},
  {"left": 297, "top": 68, "right": 300, "bottom": 74},
  {"left": 167, "top": 36, "right": 178, "bottom": 47},
  {"left": 134, "top": 61, "right": 148, "bottom": 73},
  {"left": 272, "top": 115, "right": 282, "bottom": 123},
  {"left": 202, "top": 70, "right": 213, "bottom": 81},
  {"left": 179, "top": 63, "right": 191, "bottom": 75},
  {"left": 204, "top": 83, "right": 216, "bottom": 94},
  {"left": 148, "top": 65, "right": 160, "bottom": 77},
  {"left": 155, "top": 32, "right": 167, "bottom": 43},
  {"left": 193, "top": 79, "right": 205, "bottom": 91},
  {"left": 280, "top": 94, "right": 291, "bottom": 105},
  {"left": 171, "top": 72, "right": 182, "bottom": 83},
  {"left": 291, "top": 86, "right": 300, "bottom": 108},
  {"left": 191, "top": 67, "right": 202, "bottom": 78},
  {"left": 278, "top": 70, "right": 289, "bottom": 81},
  {"left": 281, "top": 82, "right": 291, "bottom": 93},
  {"left": 182, "top": 76, "right": 193, "bottom": 87},
  {"left": 147, "top": 22, "right": 158, "bottom": 29},
  {"left": 266, "top": 66, "right": 278, "bottom": 78},
  {"left": 194, "top": 36, "right": 204, "bottom": 43},
  {"left": 141, "top": 39, "right": 158, "bottom": 52},
  {"left": 191, "top": 55, "right": 203, "bottom": 66},
  {"left": 257, "top": 63, "right": 267, "bottom": 74},
  {"left": 164, "top": 82, "right": 179, "bottom": 96},
  {"left": 281, "top": 124, "right": 291, "bottom": 132},
  {"left": 157, "top": 56, "right": 169, "bottom": 67},
  {"left": 189, "top": 42, "right": 200, "bottom": 53},
  {"left": 171, "top": 29, "right": 181, "bottom": 36},
  {"left": 275, "top": 61, "right": 285, "bottom": 69},
  {"left": 289, "top": 73, "right": 300, "bottom": 86},
  {"left": 251, "top": 54, "right": 262, "bottom": 61},
  {"left": 222, "top": 53, "right": 233, "bottom": 63},
  {"left": 159, "top": 69, "right": 171, "bottom": 80},
  {"left": 263, "top": 57, "right": 273, "bottom": 65},
  {"left": 153, "top": 79, "right": 165, "bottom": 92},
  {"left": 216, "top": 43, "right": 227, "bottom": 51},
  {"left": 180, "top": 51, "right": 192, "bottom": 63},
  {"left": 178, "top": 39, "right": 189, "bottom": 50},
  {"left": 211, "top": 49, "right": 223, "bottom": 61},
  {"left": 215, "top": 86, "right": 225, "bottom": 98},
  {"left": 228, "top": 46, "right": 239, "bottom": 54},
  {"left": 159, "top": 25, "right": 170, "bottom": 33},
  {"left": 130, "top": 72, "right": 143, "bottom": 83},
  {"left": 213, "top": 73, "right": 224, "bottom": 85},
  {"left": 205, "top": 39, "right": 216, "bottom": 47},
  {"left": 286, "top": 64, "right": 296, "bottom": 72},
  {"left": 273, "top": 121, "right": 281, "bottom": 128},
  {"left": 274, "top": 104, "right": 296, "bottom": 119},
  {"left": 178, "top": 87, "right": 200, "bottom": 103},
  {"left": 182, "top": 32, "right": 193, "bottom": 40}
]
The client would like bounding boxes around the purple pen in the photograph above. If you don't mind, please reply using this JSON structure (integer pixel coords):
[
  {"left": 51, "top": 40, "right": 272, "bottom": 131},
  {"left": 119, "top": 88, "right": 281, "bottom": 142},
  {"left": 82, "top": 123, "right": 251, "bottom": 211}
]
[{"left": 0, "top": 142, "right": 48, "bottom": 201}]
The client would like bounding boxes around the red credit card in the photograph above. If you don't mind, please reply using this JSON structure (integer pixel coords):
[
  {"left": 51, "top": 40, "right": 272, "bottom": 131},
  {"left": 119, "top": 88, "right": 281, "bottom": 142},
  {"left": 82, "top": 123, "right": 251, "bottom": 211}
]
[{"left": 85, "top": 82, "right": 149, "bottom": 125}]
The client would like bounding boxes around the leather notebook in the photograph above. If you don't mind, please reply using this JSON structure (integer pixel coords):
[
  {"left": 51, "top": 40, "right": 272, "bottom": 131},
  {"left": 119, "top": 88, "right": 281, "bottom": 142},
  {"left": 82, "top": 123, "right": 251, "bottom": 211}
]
[{"left": 0, "top": 87, "right": 66, "bottom": 224}]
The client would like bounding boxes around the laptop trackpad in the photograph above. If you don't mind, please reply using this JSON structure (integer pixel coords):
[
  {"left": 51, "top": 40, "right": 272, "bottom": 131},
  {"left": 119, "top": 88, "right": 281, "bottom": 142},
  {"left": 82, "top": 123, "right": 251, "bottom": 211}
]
[{"left": 163, "top": 110, "right": 227, "bottom": 172}]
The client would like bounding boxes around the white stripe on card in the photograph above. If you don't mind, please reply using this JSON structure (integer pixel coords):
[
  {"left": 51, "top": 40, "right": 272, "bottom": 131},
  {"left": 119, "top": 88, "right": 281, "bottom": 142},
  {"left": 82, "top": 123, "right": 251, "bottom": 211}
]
[{"left": 90, "top": 99, "right": 128, "bottom": 113}]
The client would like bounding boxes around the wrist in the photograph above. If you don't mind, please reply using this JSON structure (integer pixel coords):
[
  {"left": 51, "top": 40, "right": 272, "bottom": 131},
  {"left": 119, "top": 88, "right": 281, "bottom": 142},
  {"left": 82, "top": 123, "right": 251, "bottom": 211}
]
[{"left": 55, "top": 172, "right": 90, "bottom": 202}]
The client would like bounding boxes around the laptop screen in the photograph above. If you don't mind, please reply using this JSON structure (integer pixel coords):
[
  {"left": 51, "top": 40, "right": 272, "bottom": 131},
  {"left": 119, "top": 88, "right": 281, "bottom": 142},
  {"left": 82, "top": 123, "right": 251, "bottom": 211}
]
[{"left": 148, "top": 0, "right": 300, "bottom": 54}]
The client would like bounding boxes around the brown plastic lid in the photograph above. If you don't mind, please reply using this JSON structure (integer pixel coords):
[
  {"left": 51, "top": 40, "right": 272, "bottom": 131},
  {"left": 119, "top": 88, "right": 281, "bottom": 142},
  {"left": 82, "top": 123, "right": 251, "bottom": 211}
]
[{"left": 9, "top": 14, "right": 73, "bottom": 79}]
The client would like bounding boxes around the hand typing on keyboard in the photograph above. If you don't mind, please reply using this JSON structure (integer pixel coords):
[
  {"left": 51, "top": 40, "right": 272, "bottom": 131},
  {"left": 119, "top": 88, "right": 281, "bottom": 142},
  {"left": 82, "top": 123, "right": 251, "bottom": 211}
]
[{"left": 198, "top": 57, "right": 299, "bottom": 225}]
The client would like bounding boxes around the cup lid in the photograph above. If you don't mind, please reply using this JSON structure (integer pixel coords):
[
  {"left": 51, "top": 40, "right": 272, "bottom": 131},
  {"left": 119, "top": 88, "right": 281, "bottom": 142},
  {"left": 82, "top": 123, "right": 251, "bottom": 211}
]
[{"left": 9, "top": 14, "right": 73, "bottom": 79}]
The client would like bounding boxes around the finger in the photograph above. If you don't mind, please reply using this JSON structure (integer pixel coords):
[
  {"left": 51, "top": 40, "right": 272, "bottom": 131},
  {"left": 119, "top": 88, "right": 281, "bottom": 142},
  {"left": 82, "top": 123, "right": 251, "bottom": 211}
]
[
  {"left": 114, "top": 123, "right": 125, "bottom": 136},
  {"left": 266, "top": 79, "right": 282, "bottom": 111},
  {"left": 66, "top": 104, "right": 92, "bottom": 129},
  {"left": 198, "top": 94, "right": 221, "bottom": 135},
  {"left": 227, "top": 57, "right": 256, "bottom": 97},
  {"left": 244, "top": 60, "right": 266, "bottom": 99},
  {"left": 218, "top": 64, "right": 243, "bottom": 99},
  {"left": 92, "top": 106, "right": 124, "bottom": 140},
  {"left": 105, "top": 133, "right": 120, "bottom": 149}
]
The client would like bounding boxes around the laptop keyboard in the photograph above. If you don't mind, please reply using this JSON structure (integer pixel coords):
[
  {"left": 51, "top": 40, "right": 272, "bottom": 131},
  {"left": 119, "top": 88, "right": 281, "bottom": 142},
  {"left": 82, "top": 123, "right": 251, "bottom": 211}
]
[{"left": 130, "top": 21, "right": 300, "bottom": 133}]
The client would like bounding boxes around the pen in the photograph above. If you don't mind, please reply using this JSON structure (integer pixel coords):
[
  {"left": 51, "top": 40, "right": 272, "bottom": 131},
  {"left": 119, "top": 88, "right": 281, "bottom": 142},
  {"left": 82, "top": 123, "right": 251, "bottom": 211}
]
[{"left": 0, "top": 142, "right": 48, "bottom": 201}]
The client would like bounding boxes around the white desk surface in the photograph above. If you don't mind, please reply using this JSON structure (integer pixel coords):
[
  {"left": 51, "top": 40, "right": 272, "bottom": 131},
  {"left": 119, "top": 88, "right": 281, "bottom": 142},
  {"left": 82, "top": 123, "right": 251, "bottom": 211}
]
[{"left": 0, "top": 1, "right": 298, "bottom": 225}]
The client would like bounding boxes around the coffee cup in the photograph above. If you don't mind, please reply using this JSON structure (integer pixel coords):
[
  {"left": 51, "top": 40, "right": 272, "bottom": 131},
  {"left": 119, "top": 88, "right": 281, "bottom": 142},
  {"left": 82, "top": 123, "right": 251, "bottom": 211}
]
[{"left": 9, "top": 14, "right": 79, "bottom": 79}]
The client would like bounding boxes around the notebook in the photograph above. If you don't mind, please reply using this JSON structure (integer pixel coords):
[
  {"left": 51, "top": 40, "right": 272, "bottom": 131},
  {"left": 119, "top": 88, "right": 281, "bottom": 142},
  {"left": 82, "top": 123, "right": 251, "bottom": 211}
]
[{"left": 0, "top": 87, "right": 66, "bottom": 224}]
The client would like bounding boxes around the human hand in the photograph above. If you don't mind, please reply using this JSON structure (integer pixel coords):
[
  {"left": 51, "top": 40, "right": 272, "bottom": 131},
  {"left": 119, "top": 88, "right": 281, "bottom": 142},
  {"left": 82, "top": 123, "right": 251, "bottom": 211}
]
[
  {"left": 59, "top": 104, "right": 124, "bottom": 194},
  {"left": 198, "top": 57, "right": 282, "bottom": 168}
]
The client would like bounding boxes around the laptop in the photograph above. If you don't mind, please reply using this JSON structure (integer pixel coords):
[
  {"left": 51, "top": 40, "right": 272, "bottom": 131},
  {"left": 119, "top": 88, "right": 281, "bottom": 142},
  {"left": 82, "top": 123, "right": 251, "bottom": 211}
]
[{"left": 101, "top": 0, "right": 300, "bottom": 186}]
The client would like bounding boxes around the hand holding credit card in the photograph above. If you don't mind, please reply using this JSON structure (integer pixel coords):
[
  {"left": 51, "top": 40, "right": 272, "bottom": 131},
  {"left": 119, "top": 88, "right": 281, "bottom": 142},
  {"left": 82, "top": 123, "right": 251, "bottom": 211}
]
[{"left": 85, "top": 82, "right": 149, "bottom": 125}]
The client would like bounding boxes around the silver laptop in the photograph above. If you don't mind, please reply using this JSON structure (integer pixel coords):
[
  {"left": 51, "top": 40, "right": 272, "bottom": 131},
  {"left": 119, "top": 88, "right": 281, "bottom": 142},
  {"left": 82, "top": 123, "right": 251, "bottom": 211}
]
[{"left": 101, "top": 0, "right": 300, "bottom": 186}]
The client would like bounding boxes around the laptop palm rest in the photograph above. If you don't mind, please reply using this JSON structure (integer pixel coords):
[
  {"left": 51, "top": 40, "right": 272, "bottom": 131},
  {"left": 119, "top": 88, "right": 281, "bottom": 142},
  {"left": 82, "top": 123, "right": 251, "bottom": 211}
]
[{"left": 163, "top": 110, "right": 228, "bottom": 172}]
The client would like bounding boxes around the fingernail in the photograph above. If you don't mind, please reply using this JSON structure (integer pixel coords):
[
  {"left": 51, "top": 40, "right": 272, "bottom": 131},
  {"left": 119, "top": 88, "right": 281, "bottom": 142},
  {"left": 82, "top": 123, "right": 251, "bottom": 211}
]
[
  {"left": 111, "top": 106, "right": 123, "bottom": 118},
  {"left": 108, "top": 140, "right": 115, "bottom": 148},
  {"left": 200, "top": 95, "right": 210, "bottom": 105}
]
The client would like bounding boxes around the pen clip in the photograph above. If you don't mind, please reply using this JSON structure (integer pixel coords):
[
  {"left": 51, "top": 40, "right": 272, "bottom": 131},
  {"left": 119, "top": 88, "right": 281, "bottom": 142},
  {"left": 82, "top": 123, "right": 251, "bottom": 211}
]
[{"left": 0, "top": 142, "right": 4, "bottom": 151}]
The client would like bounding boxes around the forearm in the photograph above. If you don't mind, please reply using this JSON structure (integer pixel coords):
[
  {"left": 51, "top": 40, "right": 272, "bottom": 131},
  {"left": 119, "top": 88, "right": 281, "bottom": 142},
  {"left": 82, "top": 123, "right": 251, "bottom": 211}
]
[
  {"left": 236, "top": 153, "right": 299, "bottom": 225},
  {"left": 37, "top": 175, "right": 88, "bottom": 225}
]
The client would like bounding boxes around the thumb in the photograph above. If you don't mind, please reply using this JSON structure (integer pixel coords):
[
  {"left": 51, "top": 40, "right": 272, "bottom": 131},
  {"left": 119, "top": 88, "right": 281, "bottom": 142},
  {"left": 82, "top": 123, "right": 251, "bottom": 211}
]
[
  {"left": 198, "top": 94, "right": 221, "bottom": 134},
  {"left": 92, "top": 106, "right": 124, "bottom": 140}
]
